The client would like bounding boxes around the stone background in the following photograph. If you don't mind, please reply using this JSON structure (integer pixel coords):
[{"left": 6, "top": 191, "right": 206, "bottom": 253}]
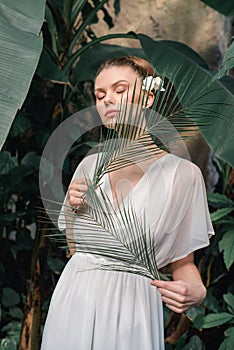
[{"left": 92, "top": 0, "right": 232, "bottom": 70}]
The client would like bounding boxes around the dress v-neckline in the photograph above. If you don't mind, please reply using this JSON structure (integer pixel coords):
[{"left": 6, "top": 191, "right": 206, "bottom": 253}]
[{"left": 105, "top": 153, "right": 171, "bottom": 212}]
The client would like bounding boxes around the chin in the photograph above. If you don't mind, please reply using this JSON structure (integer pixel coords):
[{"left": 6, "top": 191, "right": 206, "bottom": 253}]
[
  {"left": 104, "top": 121, "right": 116, "bottom": 130},
  {"left": 102, "top": 117, "right": 117, "bottom": 129}
]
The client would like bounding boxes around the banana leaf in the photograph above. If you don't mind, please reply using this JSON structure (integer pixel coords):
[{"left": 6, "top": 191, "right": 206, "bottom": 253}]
[
  {"left": 0, "top": 0, "right": 45, "bottom": 149},
  {"left": 71, "top": 43, "right": 148, "bottom": 84},
  {"left": 200, "top": 0, "right": 234, "bottom": 16},
  {"left": 213, "top": 40, "right": 234, "bottom": 80},
  {"left": 36, "top": 46, "right": 69, "bottom": 84}
]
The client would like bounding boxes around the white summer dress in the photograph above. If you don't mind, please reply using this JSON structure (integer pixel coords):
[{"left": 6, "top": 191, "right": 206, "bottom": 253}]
[{"left": 40, "top": 153, "right": 214, "bottom": 350}]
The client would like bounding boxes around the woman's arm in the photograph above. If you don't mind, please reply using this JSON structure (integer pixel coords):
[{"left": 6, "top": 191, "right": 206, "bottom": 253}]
[
  {"left": 64, "top": 178, "right": 88, "bottom": 256},
  {"left": 151, "top": 253, "right": 207, "bottom": 313}
]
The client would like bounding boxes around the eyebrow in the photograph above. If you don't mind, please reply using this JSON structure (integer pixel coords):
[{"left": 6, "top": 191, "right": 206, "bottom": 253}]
[{"left": 94, "top": 79, "right": 130, "bottom": 92}]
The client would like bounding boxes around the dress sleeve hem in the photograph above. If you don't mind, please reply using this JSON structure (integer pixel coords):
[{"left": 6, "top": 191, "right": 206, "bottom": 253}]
[{"left": 158, "top": 236, "right": 214, "bottom": 269}]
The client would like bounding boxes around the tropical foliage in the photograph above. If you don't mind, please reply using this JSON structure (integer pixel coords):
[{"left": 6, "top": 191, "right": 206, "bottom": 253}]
[{"left": 0, "top": 0, "right": 233, "bottom": 349}]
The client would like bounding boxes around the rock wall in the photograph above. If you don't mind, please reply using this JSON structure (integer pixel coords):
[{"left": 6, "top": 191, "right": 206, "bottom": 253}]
[{"left": 92, "top": 0, "right": 232, "bottom": 70}]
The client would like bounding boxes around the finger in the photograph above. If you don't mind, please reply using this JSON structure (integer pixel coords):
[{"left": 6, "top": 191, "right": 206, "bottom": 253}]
[
  {"left": 151, "top": 280, "right": 189, "bottom": 296},
  {"left": 68, "top": 192, "right": 85, "bottom": 207},
  {"left": 68, "top": 189, "right": 78, "bottom": 198},
  {"left": 76, "top": 178, "right": 89, "bottom": 189},
  {"left": 165, "top": 295, "right": 195, "bottom": 312},
  {"left": 68, "top": 197, "right": 82, "bottom": 207},
  {"left": 158, "top": 287, "right": 189, "bottom": 304},
  {"left": 71, "top": 178, "right": 87, "bottom": 185},
  {"left": 152, "top": 280, "right": 191, "bottom": 305},
  {"left": 69, "top": 183, "right": 88, "bottom": 192},
  {"left": 69, "top": 189, "right": 84, "bottom": 199},
  {"left": 67, "top": 178, "right": 89, "bottom": 207},
  {"left": 160, "top": 293, "right": 192, "bottom": 309},
  {"left": 68, "top": 186, "right": 88, "bottom": 204},
  {"left": 164, "top": 303, "right": 187, "bottom": 314}
]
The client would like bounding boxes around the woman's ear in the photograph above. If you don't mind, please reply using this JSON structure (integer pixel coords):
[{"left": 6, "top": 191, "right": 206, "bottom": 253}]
[{"left": 146, "top": 91, "right": 155, "bottom": 108}]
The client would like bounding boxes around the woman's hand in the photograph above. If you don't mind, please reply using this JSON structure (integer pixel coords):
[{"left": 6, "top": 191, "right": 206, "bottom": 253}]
[
  {"left": 67, "top": 178, "right": 88, "bottom": 208},
  {"left": 151, "top": 279, "right": 206, "bottom": 313},
  {"left": 151, "top": 253, "right": 207, "bottom": 313}
]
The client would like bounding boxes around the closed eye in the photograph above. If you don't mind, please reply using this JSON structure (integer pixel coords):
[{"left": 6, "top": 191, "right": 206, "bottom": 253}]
[
  {"left": 116, "top": 89, "right": 126, "bottom": 94},
  {"left": 95, "top": 94, "right": 105, "bottom": 100},
  {"left": 115, "top": 82, "right": 130, "bottom": 95}
]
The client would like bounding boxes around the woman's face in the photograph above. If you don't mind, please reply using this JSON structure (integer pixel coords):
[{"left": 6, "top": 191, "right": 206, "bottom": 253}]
[{"left": 94, "top": 66, "right": 153, "bottom": 128}]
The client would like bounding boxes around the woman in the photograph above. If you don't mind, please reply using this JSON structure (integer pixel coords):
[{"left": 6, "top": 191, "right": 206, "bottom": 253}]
[{"left": 41, "top": 56, "right": 214, "bottom": 349}]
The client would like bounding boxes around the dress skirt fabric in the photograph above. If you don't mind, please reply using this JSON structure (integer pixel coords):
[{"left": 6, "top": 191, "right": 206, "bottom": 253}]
[{"left": 41, "top": 253, "right": 164, "bottom": 350}]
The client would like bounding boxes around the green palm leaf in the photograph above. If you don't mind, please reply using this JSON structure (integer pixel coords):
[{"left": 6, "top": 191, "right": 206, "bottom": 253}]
[{"left": 46, "top": 182, "right": 160, "bottom": 280}]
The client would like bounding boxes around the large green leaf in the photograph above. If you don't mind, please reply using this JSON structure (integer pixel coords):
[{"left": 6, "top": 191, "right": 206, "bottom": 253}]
[
  {"left": 200, "top": 0, "right": 234, "bottom": 16},
  {"left": 71, "top": 43, "right": 147, "bottom": 83},
  {"left": 1, "top": 288, "right": 20, "bottom": 308},
  {"left": 137, "top": 34, "right": 234, "bottom": 167},
  {"left": 72, "top": 39, "right": 207, "bottom": 83},
  {"left": 0, "top": 0, "right": 45, "bottom": 149},
  {"left": 207, "top": 192, "right": 234, "bottom": 209},
  {"left": 203, "top": 312, "right": 234, "bottom": 328},
  {"left": 63, "top": 33, "right": 136, "bottom": 74},
  {"left": 218, "top": 327, "right": 234, "bottom": 350},
  {"left": 36, "top": 46, "right": 69, "bottom": 84},
  {"left": 219, "top": 230, "right": 234, "bottom": 270},
  {"left": 224, "top": 293, "right": 234, "bottom": 314},
  {"left": 184, "top": 335, "right": 204, "bottom": 350},
  {"left": 185, "top": 305, "right": 205, "bottom": 329},
  {"left": 214, "top": 40, "right": 234, "bottom": 80},
  {"left": 0, "top": 151, "right": 18, "bottom": 174},
  {"left": 210, "top": 208, "right": 233, "bottom": 222}
]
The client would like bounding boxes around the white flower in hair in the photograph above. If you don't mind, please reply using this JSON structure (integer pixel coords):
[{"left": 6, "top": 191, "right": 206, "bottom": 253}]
[{"left": 142, "top": 76, "right": 165, "bottom": 92}]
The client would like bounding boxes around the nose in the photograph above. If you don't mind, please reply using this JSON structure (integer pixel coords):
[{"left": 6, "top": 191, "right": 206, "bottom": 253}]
[{"left": 103, "top": 91, "right": 115, "bottom": 105}]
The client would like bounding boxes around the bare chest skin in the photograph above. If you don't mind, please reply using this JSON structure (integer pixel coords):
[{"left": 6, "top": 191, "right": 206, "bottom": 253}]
[
  {"left": 107, "top": 152, "right": 167, "bottom": 208},
  {"left": 108, "top": 164, "right": 144, "bottom": 206}
]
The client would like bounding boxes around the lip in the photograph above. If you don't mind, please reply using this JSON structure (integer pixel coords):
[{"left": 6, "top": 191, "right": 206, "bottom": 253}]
[{"left": 104, "top": 109, "right": 119, "bottom": 118}]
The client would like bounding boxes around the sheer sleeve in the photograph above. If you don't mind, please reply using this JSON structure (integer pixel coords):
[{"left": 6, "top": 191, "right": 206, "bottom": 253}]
[{"left": 155, "top": 159, "right": 215, "bottom": 269}]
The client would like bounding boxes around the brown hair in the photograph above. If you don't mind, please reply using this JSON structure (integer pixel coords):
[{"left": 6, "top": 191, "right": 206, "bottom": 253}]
[{"left": 95, "top": 55, "right": 157, "bottom": 80}]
